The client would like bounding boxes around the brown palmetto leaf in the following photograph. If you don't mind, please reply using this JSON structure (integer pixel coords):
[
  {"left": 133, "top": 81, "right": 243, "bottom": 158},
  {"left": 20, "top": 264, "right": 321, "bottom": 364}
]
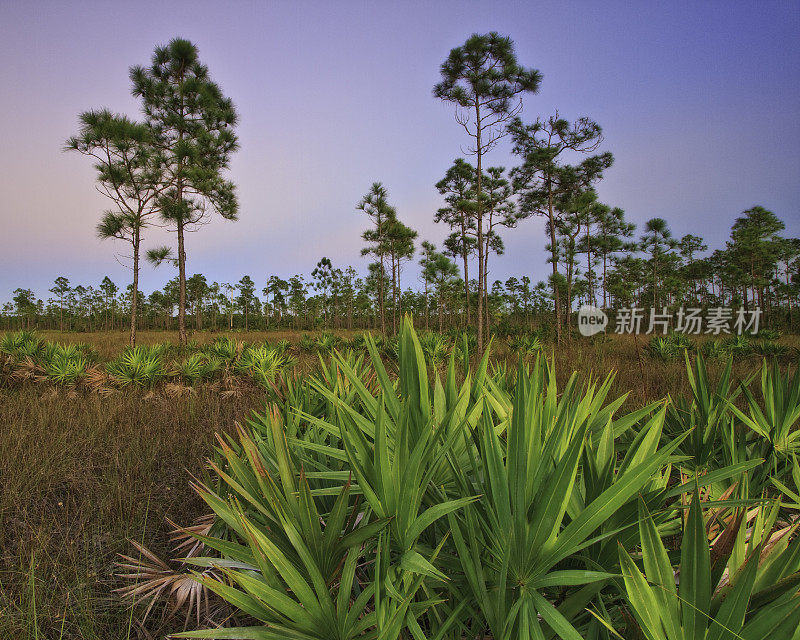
[
  {"left": 710, "top": 510, "right": 744, "bottom": 583},
  {"left": 10, "top": 355, "right": 45, "bottom": 382},
  {"left": 705, "top": 483, "right": 739, "bottom": 539},
  {"left": 115, "top": 516, "right": 224, "bottom": 629},
  {"left": 165, "top": 382, "right": 193, "bottom": 398},
  {"left": 84, "top": 365, "right": 115, "bottom": 395},
  {"left": 167, "top": 513, "right": 214, "bottom": 558}
]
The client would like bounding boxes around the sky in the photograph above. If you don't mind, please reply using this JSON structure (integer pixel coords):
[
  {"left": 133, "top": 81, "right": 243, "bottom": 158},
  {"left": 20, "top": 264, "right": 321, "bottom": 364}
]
[{"left": 1, "top": 0, "right": 798, "bottom": 301}]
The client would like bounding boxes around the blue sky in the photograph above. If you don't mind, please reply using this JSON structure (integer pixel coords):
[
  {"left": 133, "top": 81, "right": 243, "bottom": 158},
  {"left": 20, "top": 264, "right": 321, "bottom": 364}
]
[{"left": 1, "top": 0, "right": 798, "bottom": 300}]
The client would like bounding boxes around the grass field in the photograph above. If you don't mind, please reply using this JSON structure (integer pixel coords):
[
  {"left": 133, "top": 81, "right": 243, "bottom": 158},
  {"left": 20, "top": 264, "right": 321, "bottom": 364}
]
[
  {"left": 0, "top": 384, "right": 271, "bottom": 638},
  {"left": 0, "top": 329, "right": 797, "bottom": 638},
  {"left": 26, "top": 327, "right": 799, "bottom": 406}
]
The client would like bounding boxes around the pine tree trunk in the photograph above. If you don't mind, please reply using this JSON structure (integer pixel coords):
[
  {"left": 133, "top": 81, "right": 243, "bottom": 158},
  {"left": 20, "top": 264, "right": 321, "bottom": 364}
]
[
  {"left": 424, "top": 281, "right": 429, "bottom": 331},
  {"left": 787, "top": 265, "right": 793, "bottom": 327},
  {"left": 397, "top": 263, "right": 404, "bottom": 324},
  {"left": 548, "top": 183, "right": 561, "bottom": 343},
  {"left": 177, "top": 219, "right": 187, "bottom": 345},
  {"left": 175, "top": 62, "right": 188, "bottom": 345},
  {"left": 484, "top": 226, "right": 495, "bottom": 336},
  {"left": 566, "top": 250, "right": 574, "bottom": 330},
  {"left": 653, "top": 259, "right": 657, "bottom": 309},
  {"left": 438, "top": 287, "right": 443, "bottom": 333},
  {"left": 586, "top": 226, "right": 593, "bottom": 305},
  {"left": 475, "top": 101, "right": 484, "bottom": 351},
  {"left": 379, "top": 253, "right": 386, "bottom": 335},
  {"left": 461, "top": 218, "right": 470, "bottom": 329},
  {"left": 130, "top": 236, "right": 139, "bottom": 348},
  {"left": 390, "top": 253, "right": 397, "bottom": 334}
]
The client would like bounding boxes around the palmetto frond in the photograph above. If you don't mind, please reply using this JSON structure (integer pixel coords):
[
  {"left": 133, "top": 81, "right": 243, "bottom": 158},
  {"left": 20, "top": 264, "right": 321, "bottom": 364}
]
[
  {"left": 116, "top": 527, "right": 224, "bottom": 629},
  {"left": 106, "top": 346, "right": 166, "bottom": 386}
]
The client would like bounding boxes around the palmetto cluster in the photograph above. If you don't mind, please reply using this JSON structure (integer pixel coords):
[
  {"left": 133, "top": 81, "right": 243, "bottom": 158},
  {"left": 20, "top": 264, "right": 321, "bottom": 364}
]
[
  {"left": 116, "top": 320, "right": 800, "bottom": 638},
  {"left": 0, "top": 331, "right": 297, "bottom": 392},
  {"left": 1, "top": 330, "right": 98, "bottom": 385},
  {"left": 646, "top": 332, "right": 792, "bottom": 363}
]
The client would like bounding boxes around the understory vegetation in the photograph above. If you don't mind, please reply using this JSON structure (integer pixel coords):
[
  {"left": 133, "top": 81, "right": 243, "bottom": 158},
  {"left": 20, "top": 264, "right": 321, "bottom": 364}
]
[
  {"left": 2, "top": 322, "right": 800, "bottom": 639},
  {"left": 1, "top": 328, "right": 796, "bottom": 395}
]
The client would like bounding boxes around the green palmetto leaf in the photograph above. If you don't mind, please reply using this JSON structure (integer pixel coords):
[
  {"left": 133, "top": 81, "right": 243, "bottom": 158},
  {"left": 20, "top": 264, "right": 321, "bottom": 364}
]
[
  {"left": 724, "top": 360, "right": 800, "bottom": 486},
  {"left": 706, "top": 548, "right": 759, "bottom": 640},
  {"left": 185, "top": 463, "right": 388, "bottom": 638},
  {"left": 637, "top": 498, "right": 681, "bottom": 639},
  {"left": 445, "top": 352, "right": 687, "bottom": 640},
  {"left": 681, "top": 492, "right": 712, "bottom": 639},
  {"left": 618, "top": 545, "right": 665, "bottom": 639},
  {"left": 105, "top": 345, "right": 165, "bottom": 386},
  {"left": 618, "top": 486, "right": 800, "bottom": 640}
]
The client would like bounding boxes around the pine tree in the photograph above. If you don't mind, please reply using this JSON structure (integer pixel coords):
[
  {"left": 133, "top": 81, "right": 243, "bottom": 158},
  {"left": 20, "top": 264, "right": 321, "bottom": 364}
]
[
  {"left": 419, "top": 241, "right": 438, "bottom": 331},
  {"left": 99, "top": 276, "right": 119, "bottom": 330},
  {"left": 777, "top": 238, "right": 800, "bottom": 327},
  {"left": 678, "top": 234, "right": 707, "bottom": 303},
  {"left": 67, "top": 110, "right": 161, "bottom": 346},
  {"left": 554, "top": 188, "right": 599, "bottom": 318},
  {"left": 13, "top": 289, "right": 38, "bottom": 329},
  {"left": 288, "top": 276, "right": 307, "bottom": 329},
  {"left": 478, "top": 166, "right": 520, "bottom": 331},
  {"left": 592, "top": 206, "right": 635, "bottom": 309},
  {"left": 186, "top": 274, "right": 208, "bottom": 330},
  {"left": 436, "top": 158, "right": 477, "bottom": 326},
  {"left": 639, "top": 218, "right": 678, "bottom": 308},
  {"left": 263, "top": 276, "right": 289, "bottom": 328},
  {"left": 384, "top": 217, "right": 417, "bottom": 332},
  {"left": 357, "top": 183, "right": 393, "bottom": 334},
  {"left": 510, "top": 112, "right": 612, "bottom": 340},
  {"left": 311, "top": 258, "right": 334, "bottom": 327},
  {"left": 423, "top": 249, "right": 459, "bottom": 332},
  {"left": 236, "top": 275, "right": 257, "bottom": 331},
  {"left": 727, "top": 206, "right": 785, "bottom": 315},
  {"left": 49, "top": 277, "right": 71, "bottom": 332},
  {"left": 131, "top": 38, "right": 239, "bottom": 345},
  {"left": 435, "top": 32, "right": 541, "bottom": 349}
]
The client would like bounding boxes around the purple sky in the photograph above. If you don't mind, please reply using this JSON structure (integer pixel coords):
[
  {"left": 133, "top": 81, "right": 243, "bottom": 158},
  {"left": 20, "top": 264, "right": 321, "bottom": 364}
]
[{"left": 1, "top": 0, "right": 798, "bottom": 301}]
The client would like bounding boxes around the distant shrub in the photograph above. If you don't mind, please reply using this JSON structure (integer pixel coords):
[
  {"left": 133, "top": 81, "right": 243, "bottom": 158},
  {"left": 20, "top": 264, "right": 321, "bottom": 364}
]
[
  {"left": 105, "top": 346, "right": 166, "bottom": 386},
  {"left": 173, "top": 352, "right": 222, "bottom": 384},
  {"left": 757, "top": 328, "right": 781, "bottom": 341},
  {"left": 721, "top": 334, "right": 752, "bottom": 357},
  {"left": 751, "top": 340, "right": 789, "bottom": 358},
  {"left": 646, "top": 333, "right": 694, "bottom": 361},
  {"left": 508, "top": 334, "right": 543, "bottom": 356}
]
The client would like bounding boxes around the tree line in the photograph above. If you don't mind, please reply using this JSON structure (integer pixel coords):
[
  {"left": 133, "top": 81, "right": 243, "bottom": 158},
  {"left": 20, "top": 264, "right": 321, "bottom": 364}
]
[
  {"left": 3, "top": 35, "right": 798, "bottom": 341},
  {"left": 4, "top": 203, "right": 798, "bottom": 334},
  {"left": 1, "top": 267, "right": 548, "bottom": 334}
]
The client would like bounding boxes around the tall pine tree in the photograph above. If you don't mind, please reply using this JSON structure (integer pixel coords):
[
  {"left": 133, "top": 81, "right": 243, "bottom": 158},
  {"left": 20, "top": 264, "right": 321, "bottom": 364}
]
[
  {"left": 435, "top": 32, "right": 541, "bottom": 348},
  {"left": 131, "top": 38, "right": 239, "bottom": 345}
]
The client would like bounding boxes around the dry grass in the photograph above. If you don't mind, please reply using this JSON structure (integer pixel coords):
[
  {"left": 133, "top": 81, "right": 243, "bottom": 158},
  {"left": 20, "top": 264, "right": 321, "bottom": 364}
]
[
  {"left": 34, "top": 329, "right": 365, "bottom": 361},
  {"left": 496, "top": 333, "right": 798, "bottom": 409},
  {"left": 0, "top": 329, "right": 796, "bottom": 638},
  {"left": 0, "top": 385, "right": 269, "bottom": 639}
]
